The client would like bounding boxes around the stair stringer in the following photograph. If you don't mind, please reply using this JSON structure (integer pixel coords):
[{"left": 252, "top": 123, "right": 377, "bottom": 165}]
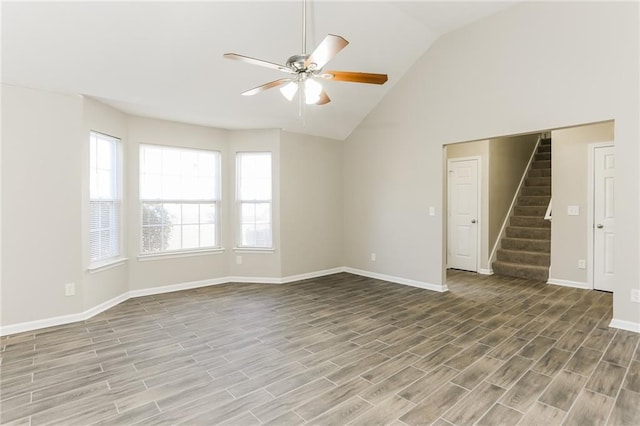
[{"left": 487, "top": 136, "right": 543, "bottom": 271}]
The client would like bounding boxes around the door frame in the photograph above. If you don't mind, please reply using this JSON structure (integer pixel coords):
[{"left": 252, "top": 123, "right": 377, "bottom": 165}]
[
  {"left": 446, "top": 156, "right": 482, "bottom": 273},
  {"left": 587, "top": 141, "right": 614, "bottom": 290}
]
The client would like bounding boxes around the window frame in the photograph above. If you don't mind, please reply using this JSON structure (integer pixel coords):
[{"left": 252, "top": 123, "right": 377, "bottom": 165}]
[
  {"left": 138, "top": 144, "right": 222, "bottom": 256},
  {"left": 235, "top": 151, "right": 273, "bottom": 249},
  {"left": 88, "top": 131, "right": 123, "bottom": 268}
]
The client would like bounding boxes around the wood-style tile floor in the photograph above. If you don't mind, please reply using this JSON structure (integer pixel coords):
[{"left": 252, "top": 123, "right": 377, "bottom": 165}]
[{"left": 1, "top": 270, "right": 639, "bottom": 425}]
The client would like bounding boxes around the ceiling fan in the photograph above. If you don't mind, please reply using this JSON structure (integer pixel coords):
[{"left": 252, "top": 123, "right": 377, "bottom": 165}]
[{"left": 223, "top": 0, "right": 388, "bottom": 106}]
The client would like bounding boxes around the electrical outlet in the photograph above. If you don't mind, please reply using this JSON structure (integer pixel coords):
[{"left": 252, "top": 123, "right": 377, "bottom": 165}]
[
  {"left": 64, "top": 282, "right": 75, "bottom": 296},
  {"left": 370, "top": 253, "right": 376, "bottom": 261},
  {"left": 236, "top": 255, "right": 242, "bottom": 265},
  {"left": 631, "top": 289, "right": 640, "bottom": 303},
  {"left": 429, "top": 207, "right": 435, "bottom": 217},
  {"left": 578, "top": 259, "right": 586, "bottom": 269}
]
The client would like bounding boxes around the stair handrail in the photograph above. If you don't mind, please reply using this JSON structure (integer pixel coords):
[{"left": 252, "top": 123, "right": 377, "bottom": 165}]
[
  {"left": 488, "top": 136, "right": 544, "bottom": 270},
  {"left": 544, "top": 198, "right": 552, "bottom": 221}
]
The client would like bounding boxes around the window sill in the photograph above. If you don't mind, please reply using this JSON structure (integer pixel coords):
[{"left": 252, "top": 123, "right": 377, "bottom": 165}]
[
  {"left": 137, "top": 248, "right": 225, "bottom": 262},
  {"left": 88, "top": 258, "right": 128, "bottom": 274},
  {"left": 233, "top": 247, "right": 275, "bottom": 254}
]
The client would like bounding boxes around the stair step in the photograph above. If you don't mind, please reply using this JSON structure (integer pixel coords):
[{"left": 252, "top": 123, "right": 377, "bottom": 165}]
[
  {"left": 538, "top": 145, "right": 551, "bottom": 153},
  {"left": 506, "top": 226, "right": 550, "bottom": 240},
  {"left": 514, "top": 206, "right": 547, "bottom": 217},
  {"left": 497, "top": 249, "right": 550, "bottom": 266},
  {"left": 528, "top": 168, "right": 551, "bottom": 178},
  {"left": 510, "top": 216, "right": 551, "bottom": 229},
  {"left": 518, "top": 195, "right": 551, "bottom": 206},
  {"left": 540, "top": 138, "right": 552, "bottom": 145},
  {"left": 525, "top": 177, "right": 551, "bottom": 187},
  {"left": 535, "top": 153, "right": 551, "bottom": 161},
  {"left": 492, "top": 261, "right": 549, "bottom": 282},
  {"left": 532, "top": 160, "right": 551, "bottom": 169},
  {"left": 502, "top": 237, "right": 550, "bottom": 252},
  {"left": 522, "top": 186, "right": 551, "bottom": 196}
]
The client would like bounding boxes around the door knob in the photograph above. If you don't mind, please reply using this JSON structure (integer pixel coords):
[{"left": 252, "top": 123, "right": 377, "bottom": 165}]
[
  {"left": 596, "top": 224, "right": 604, "bottom": 229},
  {"left": 471, "top": 219, "right": 477, "bottom": 224}
]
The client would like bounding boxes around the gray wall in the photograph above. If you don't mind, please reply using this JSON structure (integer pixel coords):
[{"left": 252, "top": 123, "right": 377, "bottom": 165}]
[
  {"left": 280, "top": 131, "right": 344, "bottom": 277},
  {"left": 343, "top": 1, "right": 639, "bottom": 325},
  {"left": 488, "top": 134, "right": 539, "bottom": 250},
  {"left": 550, "top": 121, "right": 615, "bottom": 285},
  {"left": 445, "top": 134, "right": 537, "bottom": 272},
  {"left": 0, "top": 88, "right": 343, "bottom": 328}
]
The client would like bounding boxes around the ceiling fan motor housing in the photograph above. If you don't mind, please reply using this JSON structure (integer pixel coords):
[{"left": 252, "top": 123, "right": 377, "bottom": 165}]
[{"left": 286, "top": 54, "right": 314, "bottom": 73}]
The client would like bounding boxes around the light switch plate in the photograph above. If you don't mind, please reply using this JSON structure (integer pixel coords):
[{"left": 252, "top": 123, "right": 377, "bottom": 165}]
[
  {"left": 429, "top": 207, "right": 435, "bottom": 216},
  {"left": 567, "top": 205, "right": 580, "bottom": 216}
]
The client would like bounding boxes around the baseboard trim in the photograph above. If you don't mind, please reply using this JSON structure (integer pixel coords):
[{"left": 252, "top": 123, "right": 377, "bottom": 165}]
[
  {"left": 547, "top": 278, "right": 590, "bottom": 290},
  {"left": 0, "top": 268, "right": 346, "bottom": 336},
  {"left": 129, "top": 277, "right": 229, "bottom": 298},
  {"left": 280, "top": 267, "right": 345, "bottom": 284},
  {"left": 0, "top": 291, "right": 131, "bottom": 337},
  {"left": 609, "top": 319, "right": 640, "bottom": 333},
  {"left": 343, "top": 267, "right": 447, "bottom": 292},
  {"left": 478, "top": 268, "right": 494, "bottom": 275}
]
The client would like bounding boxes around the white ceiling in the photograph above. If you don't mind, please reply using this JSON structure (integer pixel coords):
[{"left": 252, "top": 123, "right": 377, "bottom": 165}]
[{"left": 2, "top": 1, "right": 516, "bottom": 140}]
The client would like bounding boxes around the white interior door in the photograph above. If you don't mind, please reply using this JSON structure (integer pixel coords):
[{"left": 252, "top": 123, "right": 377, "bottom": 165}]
[
  {"left": 448, "top": 158, "right": 479, "bottom": 272},
  {"left": 593, "top": 145, "right": 615, "bottom": 292}
]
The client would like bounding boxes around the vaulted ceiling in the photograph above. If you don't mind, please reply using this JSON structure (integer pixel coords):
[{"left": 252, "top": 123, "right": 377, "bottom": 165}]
[{"left": 2, "top": 1, "right": 516, "bottom": 140}]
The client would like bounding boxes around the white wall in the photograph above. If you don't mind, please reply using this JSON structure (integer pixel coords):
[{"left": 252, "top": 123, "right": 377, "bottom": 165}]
[
  {"left": 488, "top": 134, "right": 538, "bottom": 250},
  {"left": 343, "top": 1, "right": 639, "bottom": 326},
  {"left": 126, "top": 116, "right": 231, "bottom": 291},
  {"left": 82, "top": 97, "right": 129, "bottom": 310},
  {"left": 280, "top": 131, "right": 344, "bottom": 277},
  {"left": 2, "top": 85, "right": 84, "bottom": 325},
  {"left": 550, "top": 121, "right": 614, "bottom": 286},
  {"left": 2, "top": 1, "right": 638, "bottom": 332},
  {"left": 444, "top": 135, "right": 537, "bottom": 273}
]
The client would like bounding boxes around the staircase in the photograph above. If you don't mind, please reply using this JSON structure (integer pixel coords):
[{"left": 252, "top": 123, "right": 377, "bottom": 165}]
[{"left": 493, "top": 138, "right": 551, "bottom": 281}]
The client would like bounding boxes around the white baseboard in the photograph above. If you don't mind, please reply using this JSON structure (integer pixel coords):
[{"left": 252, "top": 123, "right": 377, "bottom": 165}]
[
  {"left": 478, "top": 268, "right": 494, "bottom": 275},
  {"left": 0, "top": 268, "right": 345, "bottom": 336},
  {"left": 280, "top": 267, "right": 345, "bottom": 284},
  {"left": 609, "top": 318, "right": 640, "bottom": 333},
  {"left": 129, "top": 277, "right": 229, "bottom": 298},
  {"left": 547, "top": 278, "right": 590, "bottom": 289},
  {"left": 1, "top": 266, "right": 450, "bottom": 336},
  {"left": 0, "top": 291, "right": 130, "bottom": 337},
  {"left": 343, "top": 267, "right": 448, "bottom": 292}
]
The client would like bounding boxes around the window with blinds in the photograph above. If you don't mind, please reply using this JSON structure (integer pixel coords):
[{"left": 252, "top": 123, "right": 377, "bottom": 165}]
[
  {"left": 139, "top": 145, "right": 221, "bottom": 254},
  {"left": 89, "top": 132, "right": 122, "bottom": 264},
  {"left": 236, "top": 152, "right": 272, "bottom": 248}
]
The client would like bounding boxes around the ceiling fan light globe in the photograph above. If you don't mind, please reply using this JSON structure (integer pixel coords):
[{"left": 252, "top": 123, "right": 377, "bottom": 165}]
[
  {"left": 280, "top": 82, "right": 298, "bottom": 101},
  {"left": 304, "top": 78, "right": 322, "bottom": 104}
]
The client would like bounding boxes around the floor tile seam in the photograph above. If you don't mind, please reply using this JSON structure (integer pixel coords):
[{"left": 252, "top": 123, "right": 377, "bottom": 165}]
[
  {"left": 599, "top": 329, "right": 629, "bottom": 368},
  {"left": 292, "top": 394, "right": 368, "bottom": 424},
  {"left": 247, "top": 380, "right": 338, "bottom": 423},
  {"left": 561, "top": 381, "right": 613, "bottom": 425},
  {"left": 439, "top": 380, "right": 507, "bottom": 425},
  {"left": 518, "top": 399, "right": 566, "bottom": 425},
  {"left": 602, "top": 345, "right": 639, "bottom": 425},
  {"left": 1, "top": 380, "right": 111, "bottom": 424},
  {"left": 356, "top": 367, "right": 427, "bottom": 405}
]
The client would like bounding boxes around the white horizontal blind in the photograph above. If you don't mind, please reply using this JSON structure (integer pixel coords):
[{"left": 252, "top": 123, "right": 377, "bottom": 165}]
[
  {"left": 139, "top": 145, "right": 221, "bottom": 254},
  {"left": 237, "top": 152, "right": 272, "bottom": 248},
  {"left": 89, "top": 132, "right": 121, "bottom": 264}
]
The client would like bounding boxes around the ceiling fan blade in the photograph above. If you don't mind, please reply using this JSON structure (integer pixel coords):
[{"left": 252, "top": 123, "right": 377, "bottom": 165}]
[
  {"left": 224, "top": 53, "right": 294, "bottom": 74},
  {"left": 323, "top": 71, "right": 388, "bottom": 85},
  {"left": 304, "top": 34, "right": 349, "bottom": 70},
  {"left": 241, "top": 79, "right": 293, "bottom": 96},
  {"left": 315, "top": 90, "right": 331, "bottom": 105}
]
